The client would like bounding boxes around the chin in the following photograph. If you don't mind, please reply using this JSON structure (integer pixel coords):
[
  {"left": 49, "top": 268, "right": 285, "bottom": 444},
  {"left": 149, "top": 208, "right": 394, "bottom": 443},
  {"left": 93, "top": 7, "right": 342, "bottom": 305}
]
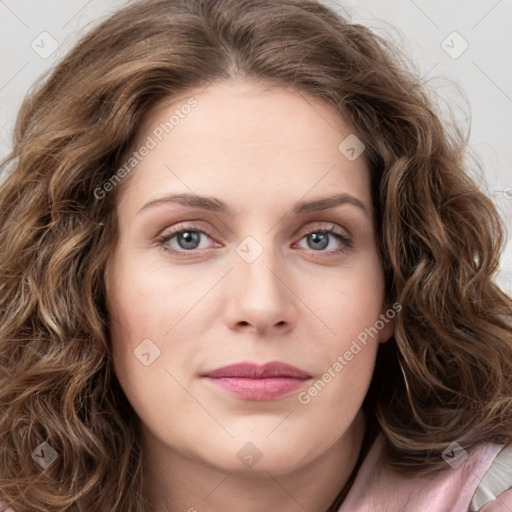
[{"left": 197, "top": 436, "right": 315, "bottom": 476}]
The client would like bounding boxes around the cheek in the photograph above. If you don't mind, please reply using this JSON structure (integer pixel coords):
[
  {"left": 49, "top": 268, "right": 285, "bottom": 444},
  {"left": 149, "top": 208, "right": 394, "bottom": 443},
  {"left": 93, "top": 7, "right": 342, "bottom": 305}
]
[
  {"left": 297, "top": 308, "right": 381, "bottom": 428},
  {"left": 299, "top": 251, "right": 386, "bottom": 388},
  {"left": 107, "top": 252, "right": 193, "bottom": 341},
  {"left": 105, "top": 251, "right": 211, "bottom": 388},
  {"left": 106, "top": 253, "right": 166, "bottom": 375},
  {"left": 311, "top": 253, "right": 385, "bottom": 336},
  {"left": 105, "top": 264, "right": 191, "bottom": 429}
]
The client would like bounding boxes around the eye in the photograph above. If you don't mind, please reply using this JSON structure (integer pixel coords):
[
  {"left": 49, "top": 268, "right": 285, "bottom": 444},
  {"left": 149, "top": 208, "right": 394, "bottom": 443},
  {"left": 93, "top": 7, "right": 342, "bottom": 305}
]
[
  {"left": 156, "top": 222, "right": 353, "bottom": 258},
  {"left": 157, "top": 223, "right": 217, "bottom": 256},
  {"left": 295, "top": 224, "right": 353, "bottom": 256}
]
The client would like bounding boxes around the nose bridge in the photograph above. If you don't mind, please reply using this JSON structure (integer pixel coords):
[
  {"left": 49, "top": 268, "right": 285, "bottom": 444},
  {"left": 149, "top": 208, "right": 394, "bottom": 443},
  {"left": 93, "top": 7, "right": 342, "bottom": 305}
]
[
  {"left": 225, "top": 229, "right": 297, "bottom": 333},
  {"left": 234, "top": 232, "right": 284, "bottom": 299}
]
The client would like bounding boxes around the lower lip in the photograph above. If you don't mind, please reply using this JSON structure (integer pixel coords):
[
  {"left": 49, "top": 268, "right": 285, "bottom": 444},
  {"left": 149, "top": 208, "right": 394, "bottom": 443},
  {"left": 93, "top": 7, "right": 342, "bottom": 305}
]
[{"left": 203, "top": 376, "right": 310, "bottom": 400}]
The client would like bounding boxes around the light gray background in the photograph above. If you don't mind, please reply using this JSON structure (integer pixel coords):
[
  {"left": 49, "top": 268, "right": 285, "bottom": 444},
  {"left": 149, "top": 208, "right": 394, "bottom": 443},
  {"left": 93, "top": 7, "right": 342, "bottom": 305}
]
[{"left": 1, "top": 0, "right": 511, "bottom": 292}]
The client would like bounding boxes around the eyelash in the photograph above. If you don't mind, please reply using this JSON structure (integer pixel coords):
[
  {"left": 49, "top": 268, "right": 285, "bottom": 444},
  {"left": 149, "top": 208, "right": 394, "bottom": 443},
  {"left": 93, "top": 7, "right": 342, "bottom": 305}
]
[{"left": 156, "top": 222, "right": 353, "bottom": 258}]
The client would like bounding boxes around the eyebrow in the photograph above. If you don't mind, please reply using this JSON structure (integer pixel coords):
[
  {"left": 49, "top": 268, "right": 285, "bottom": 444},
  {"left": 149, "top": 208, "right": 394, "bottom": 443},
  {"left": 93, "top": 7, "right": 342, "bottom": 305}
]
[{"left": 136, "top": 192, "right": 368, "bottom": 217}]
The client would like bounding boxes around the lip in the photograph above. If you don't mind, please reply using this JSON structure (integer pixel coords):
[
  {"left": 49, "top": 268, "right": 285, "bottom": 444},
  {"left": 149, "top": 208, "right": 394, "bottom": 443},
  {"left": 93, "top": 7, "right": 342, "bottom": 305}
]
[
  {"left": 200, "top": 361, "right": 312, "bottom": 401},
  {"left": 201, "top": 361, "right": 311, "bottom": 379}
]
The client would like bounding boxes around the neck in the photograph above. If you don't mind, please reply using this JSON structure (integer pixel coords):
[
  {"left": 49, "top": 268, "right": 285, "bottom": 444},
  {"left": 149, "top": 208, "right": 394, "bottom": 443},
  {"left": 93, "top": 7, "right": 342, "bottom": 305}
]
[{"left": 143, "top": 411, "right": 367, "bottom": 512}]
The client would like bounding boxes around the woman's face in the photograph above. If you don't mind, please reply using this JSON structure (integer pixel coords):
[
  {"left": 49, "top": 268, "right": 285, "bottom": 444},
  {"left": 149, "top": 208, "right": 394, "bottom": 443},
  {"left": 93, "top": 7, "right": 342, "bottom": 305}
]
[{"left": 105, "top": 79, "right": 394, "bottom": 475}]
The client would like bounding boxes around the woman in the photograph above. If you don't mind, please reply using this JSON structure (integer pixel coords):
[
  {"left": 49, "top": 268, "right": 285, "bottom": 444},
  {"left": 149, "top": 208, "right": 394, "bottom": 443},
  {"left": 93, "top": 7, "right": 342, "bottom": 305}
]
[{"left": 1, "top": 0, "right": 511, "bottom": 510}]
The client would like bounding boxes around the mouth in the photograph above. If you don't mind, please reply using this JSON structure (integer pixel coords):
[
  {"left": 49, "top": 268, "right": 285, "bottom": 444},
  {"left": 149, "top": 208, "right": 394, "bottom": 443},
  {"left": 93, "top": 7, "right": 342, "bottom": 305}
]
[{"left": 200, "top": 361, "right": 312, "bottom": 401}]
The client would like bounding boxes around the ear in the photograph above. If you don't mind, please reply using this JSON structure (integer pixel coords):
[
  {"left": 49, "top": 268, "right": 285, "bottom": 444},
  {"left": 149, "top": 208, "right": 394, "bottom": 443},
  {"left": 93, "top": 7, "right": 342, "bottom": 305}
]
[{"left": 377, "top": 301, "right": 399, "bottom": 343}]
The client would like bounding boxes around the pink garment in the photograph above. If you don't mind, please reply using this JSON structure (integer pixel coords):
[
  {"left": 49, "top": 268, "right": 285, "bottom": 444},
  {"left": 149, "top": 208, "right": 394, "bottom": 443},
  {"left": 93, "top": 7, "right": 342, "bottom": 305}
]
[{"left": 339, "top": 433, "right": 512, "bottom": 512}]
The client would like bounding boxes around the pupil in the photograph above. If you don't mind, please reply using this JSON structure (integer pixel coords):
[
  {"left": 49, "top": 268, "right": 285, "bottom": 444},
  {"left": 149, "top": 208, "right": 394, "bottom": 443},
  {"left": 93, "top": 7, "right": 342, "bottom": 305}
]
[
  {"left": 179, "top": 231, "right": 200, "bottom": 250},
  {"left": 309, "top": 232, "right": 328, "bottom": 250}
]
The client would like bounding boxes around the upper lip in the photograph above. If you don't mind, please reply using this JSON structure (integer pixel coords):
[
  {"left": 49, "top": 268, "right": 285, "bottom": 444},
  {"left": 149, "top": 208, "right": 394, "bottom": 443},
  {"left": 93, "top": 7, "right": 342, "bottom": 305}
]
[{"left": 201, "top": 361, "right": 311, "bottom": 379}]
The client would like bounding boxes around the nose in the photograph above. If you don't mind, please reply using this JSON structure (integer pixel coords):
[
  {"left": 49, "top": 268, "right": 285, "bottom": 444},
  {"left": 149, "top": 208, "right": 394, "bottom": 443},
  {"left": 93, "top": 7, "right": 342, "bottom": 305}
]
[{"left": 224, "top": 241, "right": 298, "bottom": 337}]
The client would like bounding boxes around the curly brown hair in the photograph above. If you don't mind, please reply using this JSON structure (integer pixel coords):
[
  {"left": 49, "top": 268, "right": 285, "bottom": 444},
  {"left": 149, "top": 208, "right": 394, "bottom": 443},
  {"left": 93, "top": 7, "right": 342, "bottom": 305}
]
[{"left": 1, "top": 0, "right": 511, "bottom": 511}]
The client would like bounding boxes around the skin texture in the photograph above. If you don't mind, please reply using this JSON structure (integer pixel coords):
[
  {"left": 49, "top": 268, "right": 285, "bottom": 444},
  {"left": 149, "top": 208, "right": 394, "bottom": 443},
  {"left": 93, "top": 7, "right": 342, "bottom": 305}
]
[{"left": 105, "top": 79, "right": 395, "bottom": 512}]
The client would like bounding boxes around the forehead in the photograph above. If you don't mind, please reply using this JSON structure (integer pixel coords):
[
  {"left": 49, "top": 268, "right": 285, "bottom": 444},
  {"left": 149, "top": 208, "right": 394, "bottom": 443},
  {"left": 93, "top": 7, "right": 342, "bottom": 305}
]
[{"left": 116, "top": 79, "right": 371, "bottom": 214}]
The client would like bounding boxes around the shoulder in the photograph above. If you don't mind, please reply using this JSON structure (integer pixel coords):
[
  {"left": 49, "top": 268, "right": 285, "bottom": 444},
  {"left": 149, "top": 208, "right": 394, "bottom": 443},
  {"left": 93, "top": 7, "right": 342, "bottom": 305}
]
[
  {"left": 338, "top": 434, "right": 512, "bottom": 512},
  {"left": 470, "top": 443, "right": 512, "bottom": 512}
]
